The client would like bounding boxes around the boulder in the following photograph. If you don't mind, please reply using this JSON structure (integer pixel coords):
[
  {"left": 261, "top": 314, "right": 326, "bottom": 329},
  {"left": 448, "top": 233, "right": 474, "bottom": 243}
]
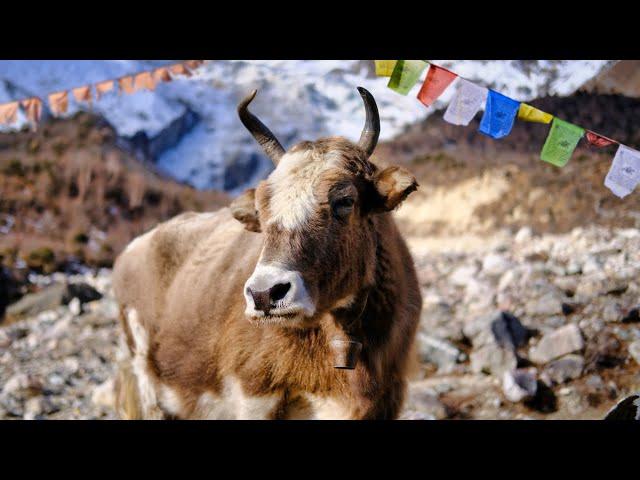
[
  {"left": 627, "top": 340, "right": 640, "bottom": 366},
  {"left": 542, "top": 354, "right": 584, "bottom": 385},
  {"left": 525, "top": 291, "right": 564, "bottom": 317},
  {"left": 503, "top": 369, "right": 538, "bottom": 403},
  {"left": 470, "top": 342, "right": 518, "bottom": 376},
  {"left": 529, "top": 324, "right": 584, "bottom": 365},
  {"left": 4, "top": 283, "right": 67, "bottom": 324},
  {"left": 4, "top": 282, "right": 102, "bottom": 324},
  {"left": 415, "top": 332, "right": 466, "bottom": 374}
]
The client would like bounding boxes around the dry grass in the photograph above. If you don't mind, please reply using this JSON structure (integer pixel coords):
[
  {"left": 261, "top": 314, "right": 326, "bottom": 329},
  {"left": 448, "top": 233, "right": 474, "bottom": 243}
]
[{"left": 0, "top": 112, "right": 228, "bottom": 271}]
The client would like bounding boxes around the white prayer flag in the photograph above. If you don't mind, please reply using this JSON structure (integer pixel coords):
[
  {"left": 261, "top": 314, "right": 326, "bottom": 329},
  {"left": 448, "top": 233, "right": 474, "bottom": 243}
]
[
  {"left": 605, "top": 145, "right": 640, "bottom": 198},
  {"left": 443, "top": 79, "right": 488, "bottom": 126}
]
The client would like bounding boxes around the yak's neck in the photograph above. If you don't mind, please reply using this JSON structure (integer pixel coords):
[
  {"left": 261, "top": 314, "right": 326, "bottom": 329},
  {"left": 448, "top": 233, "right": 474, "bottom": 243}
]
[
  {"left": 331, "top": 214, "right": 403, "bottom": 347},
  {"left": 363, "top": 214, "right": 402, "bottom": 343}
]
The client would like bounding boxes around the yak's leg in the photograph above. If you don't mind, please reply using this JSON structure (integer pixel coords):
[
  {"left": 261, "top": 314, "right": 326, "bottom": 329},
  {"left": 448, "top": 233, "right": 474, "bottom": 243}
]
[{"left": 116, "top": 307, "right": 164, "bottom": 419}]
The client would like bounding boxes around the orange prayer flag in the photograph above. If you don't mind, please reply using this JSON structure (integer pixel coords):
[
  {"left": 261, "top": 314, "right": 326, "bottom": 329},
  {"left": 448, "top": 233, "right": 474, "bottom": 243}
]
[
  {"left": 72, "top": 85, "right": 92, "bottom": 103},
  {"left": 118, "top": 76, "right": 135, "bottom": 95},
  {"left": 153, "top": 67, "right": 172, "bottom": 83},
  {"left": 169, "top": 63, "right": 192, "bottom": 77},
  {"left": 134, "top": 71, "right": 156, "bottom": 92},
  {"left": 20, "top": 97, "right": 43, "bottom": 130},
  {"left": 48, "top": 91, "right": 69, "bottom": 116},
  {"left": 184, "top": 60, "right": 204, "bottom": 71},
  {"left": 95, "top": 80, "right": 115, "bottom": 99},
  {"left": 417, "top": 65, "right": 458, "bottom": 107},
  {"left": 0, "top": 101, "right": 19, "bottom": 124}
]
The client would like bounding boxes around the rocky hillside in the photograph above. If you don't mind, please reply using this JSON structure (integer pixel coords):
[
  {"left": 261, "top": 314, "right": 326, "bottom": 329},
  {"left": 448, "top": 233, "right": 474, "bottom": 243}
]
[{"left": 0, "top": 112, "right": 228, "bottom": 317}]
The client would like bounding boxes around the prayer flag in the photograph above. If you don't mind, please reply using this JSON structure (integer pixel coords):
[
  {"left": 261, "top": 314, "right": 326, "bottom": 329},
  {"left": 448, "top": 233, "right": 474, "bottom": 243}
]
[
  {"left": 518, "top": 103, "right": 552, "bottom": 124},
  {"left": 604, "top": 145, "right": 640, "bottom": 198},
  {"left": 479, "top": 90, "right": 520, "bottom": 139},
  {"left": 417, "top": 64, "right": 457, "bottom": 107},
  {"left": 0, "top": 102, "right": 19, "bottom": 125},
  {"left": 134, "top": 71, "right": 156, "bottom": 92},
  {"left": 184, "top": 60, "right": 204, "bottom": 70},
  {"left": 20, "top": 98, "right": 42, "bottom": 130},
  {"left": 540, "top": 118, "right": 584, "bottom": 167},
  {"left": 48, "top": 91, "right": 68, "bottom": 116},
  {"left": 586, "top": 130, "right": 616, "bottom": 148},
  {"left": 95, "top": 80, "right": 115, "bottom": 99},
  {"left": 72, "top": 86, "right": 92, "bottom": 104},
  {"left": 375, "top": 60, "right": 397, "bottom": 77},
  {"left": 119, "top": 76, "right": 135, "bottom": 94},
  {"left": 170, "top": 63, "right": 192, "bottom": 77},
  {"left": 153, "top": 68, "right": 172, "bottom": 83},
  {"left": 443, "top": 79, "right": 488, "bottom": 126},
  {"left": 388, "top": 60, "right": 428, "bottom": 95}
]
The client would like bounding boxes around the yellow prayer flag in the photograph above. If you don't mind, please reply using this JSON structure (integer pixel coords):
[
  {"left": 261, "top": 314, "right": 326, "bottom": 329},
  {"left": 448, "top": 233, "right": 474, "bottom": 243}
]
[
  {"left": 375, "top": 60, "right": 397, "bottom": 77},
  {"left": 518, "top": 103, "right": 553, "bottom": 124}
]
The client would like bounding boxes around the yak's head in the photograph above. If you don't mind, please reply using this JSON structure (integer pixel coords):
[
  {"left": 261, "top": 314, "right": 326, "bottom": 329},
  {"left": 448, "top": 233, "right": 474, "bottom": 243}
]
[{"left": 231, "top": 87, "right": 418, "bottom": 327}]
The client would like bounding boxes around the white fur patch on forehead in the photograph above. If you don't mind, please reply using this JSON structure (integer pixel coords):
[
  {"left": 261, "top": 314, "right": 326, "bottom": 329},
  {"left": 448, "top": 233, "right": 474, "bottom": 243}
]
[{"left": 266, "top": 148, "right": 340, "bottom": 230}]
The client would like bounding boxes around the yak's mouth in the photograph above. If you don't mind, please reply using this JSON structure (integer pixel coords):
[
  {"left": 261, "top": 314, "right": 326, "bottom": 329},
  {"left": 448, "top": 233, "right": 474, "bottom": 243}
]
[{"left": 245, "top": 306, "right": 306, "bottom": 326}]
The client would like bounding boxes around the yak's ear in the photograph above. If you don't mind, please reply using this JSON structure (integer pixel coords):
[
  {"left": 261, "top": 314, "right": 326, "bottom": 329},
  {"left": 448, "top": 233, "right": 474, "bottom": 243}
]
[
  {"left": 230, "top": 188, "right": 261, "bottom": 232},
  {"left": 370, "top": 166, "right": 418, "bottom": 213}
]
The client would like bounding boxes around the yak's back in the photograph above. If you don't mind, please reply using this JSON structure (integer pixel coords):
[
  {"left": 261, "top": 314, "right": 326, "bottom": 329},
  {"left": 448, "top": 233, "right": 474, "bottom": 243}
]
[{"left": 112, "top": 208, "right": 245, "bottom": 320}]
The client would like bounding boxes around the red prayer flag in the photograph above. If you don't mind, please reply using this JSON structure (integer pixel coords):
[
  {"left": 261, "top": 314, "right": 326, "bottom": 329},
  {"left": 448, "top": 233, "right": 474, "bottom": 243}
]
[
  {"left": 417, "top": 65, "right": 458, "bottom": 107},
  {"left": 586, "top": 130, "right": 617, "bottom": 148}
]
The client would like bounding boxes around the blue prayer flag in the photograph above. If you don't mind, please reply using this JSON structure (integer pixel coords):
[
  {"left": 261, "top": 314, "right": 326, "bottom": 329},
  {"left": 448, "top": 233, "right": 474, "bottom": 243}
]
[{"left": 479, "top": 90, "right": 520, "bottom": 139}]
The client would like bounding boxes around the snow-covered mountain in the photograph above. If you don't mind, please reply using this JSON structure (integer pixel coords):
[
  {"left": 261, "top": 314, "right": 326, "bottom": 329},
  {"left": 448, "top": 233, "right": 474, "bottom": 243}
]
[{"left": 0, "top": 60, "right": 614, "bottom": 192}]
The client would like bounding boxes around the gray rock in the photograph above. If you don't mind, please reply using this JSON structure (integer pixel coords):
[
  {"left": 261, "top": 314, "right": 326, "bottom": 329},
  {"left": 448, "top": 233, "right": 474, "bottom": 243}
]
[
  {"left": 470, "top": 341, "right": 518, "bottom": 376},
  {"left": 464, "top": 311, "right": 528, "bottom": 352},
  {"left": 525, "top": 291, "right": 564, "bottom": 317},
  {"left": 4, "top": 283, "right": 67, "bottom": 324},
  {"left": 403, "top": 382, "right": 448, "bottom": 419},
  {"left": 529, "top": 324, "right": 584, "bottom": 364},
  {"left": 2, "top": 372, "right": 43, "bottom": 396},
  {"left": 602, "top": 303, "right": 622, "bottom": 323},
  {"left": 482, "top": 254, "right": 513, "bottom": 278},
  {"left": 68, "top": 297, "right": 81, "bottom": 316},
  {"left": 503, "top": 369, "right": 538, "bottom": 402},
  {"left": 4, "top": 281, "right": 103, "bottom": 325},
  {"left": 490, "top": 312, "right": 529, "bottom": 351},
  {"left": 63, "top": 282, "right": 102, "bottom": 305},
  {"left": 542, "top": 354, "right": 584, "bottom": 385},
  {"left": 629, "top": 340, "right": 640, "bottom": 366},
  {"left": 514, "top": 227, "right": 533, "bottom": 244},
  {"left": 0, "top": 329, "right": 11, "bottom": 348},
  {"left": 449, "top": 264, "right": 478, "bottom": 287},
  {"left": 23, "top": 396, "right": 43, "bottom": 420},
  {"left": 415, "top": 333, "right": 465, "bottom": 373}
]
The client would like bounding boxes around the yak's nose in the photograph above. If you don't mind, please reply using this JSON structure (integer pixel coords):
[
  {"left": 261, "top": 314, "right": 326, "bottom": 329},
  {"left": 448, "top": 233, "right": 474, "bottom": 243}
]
[
  {"left": 247, "top": 282, "right": 291, "bottom": 313},
  {"left": 243, "top": 263, "right": 315, "bottom": 318}
]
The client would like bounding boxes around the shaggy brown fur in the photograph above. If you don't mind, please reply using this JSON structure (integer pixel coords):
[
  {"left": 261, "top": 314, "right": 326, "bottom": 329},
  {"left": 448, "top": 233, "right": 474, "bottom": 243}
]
[{"left": 112, "top": 137, "right": 422, "bottom": 419}]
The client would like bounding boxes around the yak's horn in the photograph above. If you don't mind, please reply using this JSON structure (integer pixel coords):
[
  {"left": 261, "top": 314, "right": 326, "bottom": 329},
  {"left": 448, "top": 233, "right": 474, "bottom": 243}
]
[
  {"left": 237, "top": 89, "right": 285, "bottom": 165},
  {"left": 356, "top": 86, "right": 380, "bottom": 157}
]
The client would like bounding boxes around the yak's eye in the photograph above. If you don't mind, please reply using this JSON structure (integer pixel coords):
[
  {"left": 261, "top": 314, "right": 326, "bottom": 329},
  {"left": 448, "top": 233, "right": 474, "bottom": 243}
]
[{"left": 331, "top": 196, "right": 354, "bottom": 218}]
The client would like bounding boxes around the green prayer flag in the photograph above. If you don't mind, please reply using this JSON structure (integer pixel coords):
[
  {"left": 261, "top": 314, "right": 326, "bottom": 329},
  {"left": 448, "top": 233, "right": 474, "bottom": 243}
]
[
  {"left": 387, "top": 60, "right": 428, "bottom": 95},
  {"left": 540, "top": 118, "right": 585, "bottom": 167}
]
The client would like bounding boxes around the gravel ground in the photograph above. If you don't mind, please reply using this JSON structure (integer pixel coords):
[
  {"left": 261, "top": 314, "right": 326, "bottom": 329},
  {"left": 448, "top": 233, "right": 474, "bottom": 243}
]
[{"left": 1, "top": 225, "right": 640, "bottom": 419}]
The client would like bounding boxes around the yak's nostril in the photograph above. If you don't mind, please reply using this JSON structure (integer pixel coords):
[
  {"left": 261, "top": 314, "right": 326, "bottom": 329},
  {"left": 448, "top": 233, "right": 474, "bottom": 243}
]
[{"left": 269, "top": 283, "right": 291, "bottom": 303}]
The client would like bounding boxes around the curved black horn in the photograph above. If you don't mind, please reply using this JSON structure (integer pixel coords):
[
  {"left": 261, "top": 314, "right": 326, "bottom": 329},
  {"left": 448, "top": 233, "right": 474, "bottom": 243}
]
[
  {"left": 356, "top": 86, "right": 380, "bottom": 157},
  {"left": 237, "top": 90, "right": 285, "bottom": 165}
]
